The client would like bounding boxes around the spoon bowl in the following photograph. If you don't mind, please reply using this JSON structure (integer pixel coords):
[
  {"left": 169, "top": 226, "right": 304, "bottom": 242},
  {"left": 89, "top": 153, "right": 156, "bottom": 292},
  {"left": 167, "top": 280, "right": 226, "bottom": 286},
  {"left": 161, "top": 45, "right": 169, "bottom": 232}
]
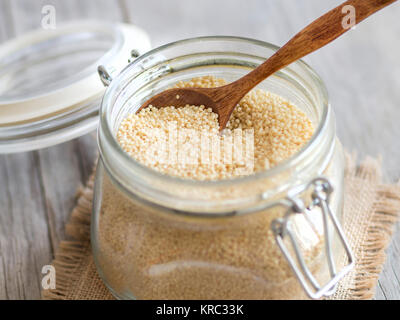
[{"left": 138, "top": 88, "right": 217, "bottom": 113}]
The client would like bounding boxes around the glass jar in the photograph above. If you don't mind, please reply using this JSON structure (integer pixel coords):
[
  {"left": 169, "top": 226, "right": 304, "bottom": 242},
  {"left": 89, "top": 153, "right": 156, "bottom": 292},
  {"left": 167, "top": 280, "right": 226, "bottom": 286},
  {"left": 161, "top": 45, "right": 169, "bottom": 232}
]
[{"left": 92, "top": 36, "right": 354, "bottom": 300}]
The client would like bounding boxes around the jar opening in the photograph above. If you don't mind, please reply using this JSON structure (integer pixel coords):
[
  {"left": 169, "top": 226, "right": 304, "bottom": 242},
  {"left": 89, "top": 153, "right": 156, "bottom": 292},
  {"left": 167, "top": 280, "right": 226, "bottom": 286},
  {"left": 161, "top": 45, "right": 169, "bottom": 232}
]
[{"left": 99, "top": 36, "right": 334, "bottom": 213}]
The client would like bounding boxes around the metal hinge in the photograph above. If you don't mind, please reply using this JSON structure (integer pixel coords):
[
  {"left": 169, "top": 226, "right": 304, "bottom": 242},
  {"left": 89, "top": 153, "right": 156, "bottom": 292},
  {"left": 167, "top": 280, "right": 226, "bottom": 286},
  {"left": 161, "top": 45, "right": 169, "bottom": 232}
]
[{"left": 271, "top": 177, "right": 354, "bottom": 299}]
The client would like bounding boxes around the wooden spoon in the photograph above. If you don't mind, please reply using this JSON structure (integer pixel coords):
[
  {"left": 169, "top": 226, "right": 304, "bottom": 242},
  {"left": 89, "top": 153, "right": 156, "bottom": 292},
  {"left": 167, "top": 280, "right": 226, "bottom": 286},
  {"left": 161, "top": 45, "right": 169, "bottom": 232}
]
[{"left": 138, "top": 0, "right": 397, "bottom": 130}]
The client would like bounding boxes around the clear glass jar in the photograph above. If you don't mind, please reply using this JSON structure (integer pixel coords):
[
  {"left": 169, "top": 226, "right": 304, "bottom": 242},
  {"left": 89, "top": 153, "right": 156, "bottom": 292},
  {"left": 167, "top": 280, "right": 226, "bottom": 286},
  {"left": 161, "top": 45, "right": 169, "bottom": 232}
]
[{"left": 92, "top": 36, "right": 353, "bottom": 300}]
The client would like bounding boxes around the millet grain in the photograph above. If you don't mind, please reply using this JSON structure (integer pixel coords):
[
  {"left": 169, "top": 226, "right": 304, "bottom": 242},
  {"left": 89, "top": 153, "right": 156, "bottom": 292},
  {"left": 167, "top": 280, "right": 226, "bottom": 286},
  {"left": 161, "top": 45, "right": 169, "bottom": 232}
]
[{"left": 116, "top": 76, "right": 314, "bottom": 180}]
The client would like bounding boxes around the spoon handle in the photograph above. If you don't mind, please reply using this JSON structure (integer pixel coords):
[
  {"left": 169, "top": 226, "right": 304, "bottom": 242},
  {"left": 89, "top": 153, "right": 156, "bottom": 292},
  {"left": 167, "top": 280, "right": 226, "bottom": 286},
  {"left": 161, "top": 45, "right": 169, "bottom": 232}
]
[{"left": 230, "top": 0, "right": 397, "bottom": 96}]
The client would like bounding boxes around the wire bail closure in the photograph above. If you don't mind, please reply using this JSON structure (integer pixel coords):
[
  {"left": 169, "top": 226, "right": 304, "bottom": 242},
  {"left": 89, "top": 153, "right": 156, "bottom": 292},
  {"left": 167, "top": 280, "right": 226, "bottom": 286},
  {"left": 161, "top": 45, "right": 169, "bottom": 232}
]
[
  {"left": 98, "top": 50, "right": 137, "bottom": 87},
  {"left": 271, "top": 177, "right": 354, "bottom": 299}
]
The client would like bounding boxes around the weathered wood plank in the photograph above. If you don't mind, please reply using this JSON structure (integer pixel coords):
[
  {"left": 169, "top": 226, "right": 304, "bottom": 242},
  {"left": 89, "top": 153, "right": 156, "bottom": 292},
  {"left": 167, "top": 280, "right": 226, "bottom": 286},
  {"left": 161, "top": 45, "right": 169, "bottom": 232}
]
[
  {"left": 0, "top": 0, "right": 54, "bottom": 300},
  {"left": 36, "top": 140, "right": 91, "bottom": 249},
  {"left": 0, "top": 0, "right": 122, "bottom": 299},
  {"left": 0, "top": 153, "right": 53, "bottom": 299},
  {"left": 9, "top": 0, "right": 124, "bottom": 33},
  {"left": 376, "top": 224, "right": 400, "bottom": 300},
  {"left": 0, "top": 0, "right": 14, "bottom": 42},
  {"left": 29, "top": 0, "right": 122, "bottom": 250}
]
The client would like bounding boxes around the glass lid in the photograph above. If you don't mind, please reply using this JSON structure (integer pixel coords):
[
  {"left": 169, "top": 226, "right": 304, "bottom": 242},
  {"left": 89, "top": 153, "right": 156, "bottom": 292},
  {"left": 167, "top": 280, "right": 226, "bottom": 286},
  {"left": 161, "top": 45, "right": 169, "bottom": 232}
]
[{"left": 0, "top": 20, "right": 151, "bottom": 153}]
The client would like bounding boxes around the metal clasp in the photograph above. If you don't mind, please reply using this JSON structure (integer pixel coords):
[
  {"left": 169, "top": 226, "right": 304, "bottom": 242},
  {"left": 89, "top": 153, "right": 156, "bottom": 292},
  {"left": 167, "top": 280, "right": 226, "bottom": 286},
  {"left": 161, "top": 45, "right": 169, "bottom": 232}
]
[
  {"left": 98, "top": 49, "right": 141, "bottom": 87},
  {"left": 271, "top": 177, "right": 354, "bottom": 299}
]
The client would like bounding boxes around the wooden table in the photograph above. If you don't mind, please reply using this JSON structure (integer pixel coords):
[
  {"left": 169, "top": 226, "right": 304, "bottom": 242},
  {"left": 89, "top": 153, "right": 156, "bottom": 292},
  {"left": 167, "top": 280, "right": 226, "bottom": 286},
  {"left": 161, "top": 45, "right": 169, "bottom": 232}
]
[{"left": 0, "top": 0, "right": 399, "bottom": 300}]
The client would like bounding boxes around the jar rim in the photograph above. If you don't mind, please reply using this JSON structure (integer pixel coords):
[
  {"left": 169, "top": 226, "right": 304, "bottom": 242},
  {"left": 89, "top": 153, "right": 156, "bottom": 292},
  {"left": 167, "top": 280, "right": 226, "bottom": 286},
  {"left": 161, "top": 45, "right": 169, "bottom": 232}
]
[{"left": 99, "top": 35, "right": 330, "bottom": 189}]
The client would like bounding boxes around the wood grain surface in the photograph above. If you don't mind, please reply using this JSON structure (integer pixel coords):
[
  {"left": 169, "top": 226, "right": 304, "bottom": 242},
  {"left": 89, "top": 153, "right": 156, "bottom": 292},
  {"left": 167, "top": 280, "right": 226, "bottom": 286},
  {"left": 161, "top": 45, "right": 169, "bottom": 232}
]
[{"left": 0, "top": 0, "right": 398, "bottom": 300}]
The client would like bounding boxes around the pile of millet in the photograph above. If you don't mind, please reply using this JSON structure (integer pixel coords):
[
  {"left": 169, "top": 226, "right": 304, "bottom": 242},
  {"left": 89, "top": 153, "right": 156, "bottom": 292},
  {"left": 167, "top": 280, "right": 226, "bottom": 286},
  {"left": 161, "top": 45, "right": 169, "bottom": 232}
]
[
  {"left": 96, "top": 76, "right": 322, "bottom": 300},
  {"left": 116, "top": 76, "right": 314, "bottom": 180}
]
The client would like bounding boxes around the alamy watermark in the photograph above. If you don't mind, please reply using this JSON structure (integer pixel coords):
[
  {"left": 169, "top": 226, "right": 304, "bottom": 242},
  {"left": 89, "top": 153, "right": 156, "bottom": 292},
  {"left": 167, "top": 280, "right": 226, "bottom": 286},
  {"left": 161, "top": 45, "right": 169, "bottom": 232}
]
[
  {"left": 41, "top": 5, "right": 56, "bottom": 29},
  {"left": 342, "top": 5, "right": 356, "bottom": 30},
  {"left": 140, "top": 122, "right": 255, "bottom": 176},
  {"left": 41, "top": 265, "right": 56, "bottom": 290}
]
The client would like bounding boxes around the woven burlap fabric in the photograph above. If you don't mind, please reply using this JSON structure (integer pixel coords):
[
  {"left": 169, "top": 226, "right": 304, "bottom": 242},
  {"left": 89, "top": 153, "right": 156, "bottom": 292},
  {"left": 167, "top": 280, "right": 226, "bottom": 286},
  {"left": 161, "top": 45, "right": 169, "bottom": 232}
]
[{"left": 42, "top": 154, "right": 400, "bottom": 300}]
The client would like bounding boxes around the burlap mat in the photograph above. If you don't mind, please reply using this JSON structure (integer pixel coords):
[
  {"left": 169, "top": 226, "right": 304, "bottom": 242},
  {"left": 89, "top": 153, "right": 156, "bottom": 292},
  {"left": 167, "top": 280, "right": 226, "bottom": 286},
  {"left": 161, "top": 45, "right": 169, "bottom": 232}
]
[{"left": 42, "top": 153, "right": 400, "bottom": 300}]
